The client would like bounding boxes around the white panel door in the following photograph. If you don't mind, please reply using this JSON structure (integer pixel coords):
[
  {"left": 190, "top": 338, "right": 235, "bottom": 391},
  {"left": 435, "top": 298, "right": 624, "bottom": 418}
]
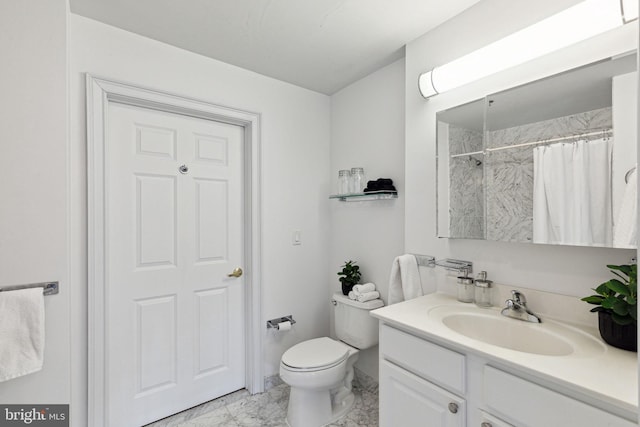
[{"left": 106, "top": 103, "right": 245, "bottom": 426}]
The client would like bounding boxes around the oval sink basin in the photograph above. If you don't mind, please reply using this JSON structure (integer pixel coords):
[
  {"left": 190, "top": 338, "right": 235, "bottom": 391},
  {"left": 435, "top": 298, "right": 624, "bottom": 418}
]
[
  {"left": 442, "top": 313, "right": 572, "bottom": 355},
  {"left": 429, "top": 306, "right": 605, "bottom": 357}
]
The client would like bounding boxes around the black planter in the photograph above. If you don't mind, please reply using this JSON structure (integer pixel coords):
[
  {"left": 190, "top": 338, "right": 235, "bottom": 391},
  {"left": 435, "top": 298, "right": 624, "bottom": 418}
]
[
  {"left": 598, "top": 311, "right": 637, "bottom": 352},
  {"left": 341, "top": 283, "right": 355, "bottom": 296}
]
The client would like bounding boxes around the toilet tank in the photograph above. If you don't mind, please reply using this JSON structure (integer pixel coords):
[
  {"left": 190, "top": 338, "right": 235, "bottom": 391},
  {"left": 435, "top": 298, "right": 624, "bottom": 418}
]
[{"left": 332, "top": 292, "right": 384, "bottom": 349}]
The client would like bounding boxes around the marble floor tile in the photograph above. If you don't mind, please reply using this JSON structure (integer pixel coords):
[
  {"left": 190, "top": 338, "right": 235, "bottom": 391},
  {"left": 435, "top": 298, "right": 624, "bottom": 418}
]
[
  {"left": 179, "top": 407, "right": 240, "bottom": 427},
  {"left": 147, "top": 380, "right": 378, "bottom": 427}
]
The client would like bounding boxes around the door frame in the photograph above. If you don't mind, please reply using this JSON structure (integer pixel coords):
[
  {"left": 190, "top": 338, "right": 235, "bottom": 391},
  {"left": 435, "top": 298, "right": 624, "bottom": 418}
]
[{"left": 86, "top": 75, "right": 263, "bottom": 426}]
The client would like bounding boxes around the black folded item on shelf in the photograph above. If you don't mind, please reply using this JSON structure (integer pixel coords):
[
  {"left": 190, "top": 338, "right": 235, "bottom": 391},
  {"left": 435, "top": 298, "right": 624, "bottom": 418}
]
[
  {"left": 372, "top": 178, "right": 393, "bottom": 186},
  {"left": 364, "top": 178, "right": 397, "bottom": 193}
]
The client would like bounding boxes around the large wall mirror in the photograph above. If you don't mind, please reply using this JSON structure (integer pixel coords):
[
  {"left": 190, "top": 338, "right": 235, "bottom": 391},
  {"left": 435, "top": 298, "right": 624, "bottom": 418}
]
[{"left": 437, "top": 52, "right": 637, "bottom": 249}]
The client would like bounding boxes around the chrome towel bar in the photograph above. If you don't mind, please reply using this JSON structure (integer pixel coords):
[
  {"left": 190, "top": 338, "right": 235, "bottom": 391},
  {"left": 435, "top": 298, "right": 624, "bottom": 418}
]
[
  {"left": 413, "top": 254, "right": 436, "bottom": 268},
  {"left": 0, "top": 281, "right": 59, "bottom": 296},
  {"left": 411, "top": 254, "right": 473, "bottom": 274}
]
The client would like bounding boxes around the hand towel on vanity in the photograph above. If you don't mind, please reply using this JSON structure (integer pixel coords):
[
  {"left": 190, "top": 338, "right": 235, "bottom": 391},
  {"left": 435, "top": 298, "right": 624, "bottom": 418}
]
[
  {"left": 388, "top": 254, "right": 422, "bottom": 305},
  {"left": 0, "top": 288, "right": 45, "bottom": 382},
  {"left": 353, "top": 283, "right": 376, "bottom": 294},
  {"left": 356, "top": 291, "right": 380, "bottom": 303},
  {"left": 348, "top": 291, "right": 357, "bottom": 300}
]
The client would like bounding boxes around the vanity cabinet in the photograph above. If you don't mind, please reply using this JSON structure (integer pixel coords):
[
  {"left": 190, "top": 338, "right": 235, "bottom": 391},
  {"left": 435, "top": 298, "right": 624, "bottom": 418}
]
[
  {"left": 380, "top": 361, "right": 465, "bottom": 427},
  {"left": 479, "top": 412, "right": 513, "bottom": 427},
  {"left": 379, "top": 323, "right": 636, "bottom": 427},
  {"left": 483, "top": 366, "right": 636, "bottom": 427},
  {"left": 379, "top": 325, "right": 466, "bottom": 427}
]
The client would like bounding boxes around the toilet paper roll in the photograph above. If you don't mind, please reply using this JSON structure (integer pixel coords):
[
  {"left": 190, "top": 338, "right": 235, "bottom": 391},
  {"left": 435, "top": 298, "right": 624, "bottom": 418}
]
[{"left": 277, "top": 321, "right": 292, "bottom": 331}]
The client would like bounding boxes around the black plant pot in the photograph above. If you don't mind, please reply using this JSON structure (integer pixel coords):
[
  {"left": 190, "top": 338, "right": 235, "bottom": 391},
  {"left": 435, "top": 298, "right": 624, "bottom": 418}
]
[
  {"left": 341, "top": 283, "right": 355, "bottom": 296},
  {"left": 598, "top": 311, "right": 637, "bottom": 352}
]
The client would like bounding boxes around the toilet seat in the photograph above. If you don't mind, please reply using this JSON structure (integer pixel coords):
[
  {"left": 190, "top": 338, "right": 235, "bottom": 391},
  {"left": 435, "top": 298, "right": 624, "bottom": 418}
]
[{"left": 281, "top": 337, "right": 350, "bottom": 372}]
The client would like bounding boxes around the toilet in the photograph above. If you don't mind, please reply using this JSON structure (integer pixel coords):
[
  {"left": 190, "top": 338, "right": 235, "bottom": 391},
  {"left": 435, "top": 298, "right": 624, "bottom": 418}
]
[{"left": 279, "top": 293, "right": 384, "bottom": 427}]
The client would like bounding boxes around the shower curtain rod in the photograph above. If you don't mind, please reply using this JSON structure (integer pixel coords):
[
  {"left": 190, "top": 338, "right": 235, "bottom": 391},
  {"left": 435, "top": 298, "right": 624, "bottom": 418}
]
[{"left": 450, "top": 128, "right": 612, "bottom": 158}]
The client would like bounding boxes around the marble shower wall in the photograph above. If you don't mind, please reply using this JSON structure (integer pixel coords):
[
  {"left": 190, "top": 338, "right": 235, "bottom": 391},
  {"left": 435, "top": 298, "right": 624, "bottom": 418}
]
[
  {"left": 446, "top": 107, "right": 612, "bottom": 242},
  {"left": 448, "top": 125, "right": 484, "bottom": 239},
  {"left": 484, "top": 107, "right": 612, "bottom": 242}
]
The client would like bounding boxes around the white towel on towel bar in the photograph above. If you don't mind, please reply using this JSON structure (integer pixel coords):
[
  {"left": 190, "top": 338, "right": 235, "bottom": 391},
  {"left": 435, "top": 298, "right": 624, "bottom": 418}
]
[
  {"left": 388, "top": 254, "right": 423, "bottom": 304},
  {"left": 0, "top": 288, "right": 45, "bottom": 382}
]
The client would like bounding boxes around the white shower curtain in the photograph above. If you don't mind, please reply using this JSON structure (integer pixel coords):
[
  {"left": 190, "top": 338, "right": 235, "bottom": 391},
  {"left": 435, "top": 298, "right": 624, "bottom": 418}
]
[{"left": 533, "top": 138, "right": 613, "bottom": 246}]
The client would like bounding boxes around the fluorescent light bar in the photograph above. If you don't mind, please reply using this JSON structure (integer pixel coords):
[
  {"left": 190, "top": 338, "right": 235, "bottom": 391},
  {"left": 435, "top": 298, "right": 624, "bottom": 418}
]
[
  {"left": 418, "top": 71, "right": 438, "bottom": 97},
  {"left": 418, "top": 0, "right": 627, "bottom": 98}
]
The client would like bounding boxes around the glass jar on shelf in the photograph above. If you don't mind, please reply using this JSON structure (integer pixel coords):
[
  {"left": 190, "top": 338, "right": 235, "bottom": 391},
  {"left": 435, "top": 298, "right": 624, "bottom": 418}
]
[
  {"left": 337, "top": 169, "right": 351, "bottom": 195},
  {"left": 350, "top": 167, "right": 366, "bottom": 194}
]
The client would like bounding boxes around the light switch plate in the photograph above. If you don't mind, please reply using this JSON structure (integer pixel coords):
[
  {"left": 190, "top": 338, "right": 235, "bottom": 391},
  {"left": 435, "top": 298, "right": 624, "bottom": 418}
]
[{"left": 292, "top": 230, "right": 302, "bottom": 246}]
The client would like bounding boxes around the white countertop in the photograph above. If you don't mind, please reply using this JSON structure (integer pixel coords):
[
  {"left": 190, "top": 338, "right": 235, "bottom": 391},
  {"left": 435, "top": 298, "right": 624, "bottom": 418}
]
[{"left": 371, "top": 292, "right": 638, "bottom": 417}]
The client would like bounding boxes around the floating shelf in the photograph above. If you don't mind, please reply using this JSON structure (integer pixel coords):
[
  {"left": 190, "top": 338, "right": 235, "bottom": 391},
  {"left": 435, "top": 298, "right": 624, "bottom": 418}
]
[{"left": 329, "top": 190, "right": 398, "bottom": 202}]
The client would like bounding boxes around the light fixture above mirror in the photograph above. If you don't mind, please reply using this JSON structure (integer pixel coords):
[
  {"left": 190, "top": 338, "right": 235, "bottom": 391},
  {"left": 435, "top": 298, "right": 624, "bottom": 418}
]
[{"left": 418, "top": 0, "right": 638, "bottom": 98}]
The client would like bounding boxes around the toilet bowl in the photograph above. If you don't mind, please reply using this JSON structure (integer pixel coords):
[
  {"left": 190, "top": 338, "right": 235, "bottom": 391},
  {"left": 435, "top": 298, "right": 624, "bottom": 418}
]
[
  {"left": 280, "top": 337, "right": 359, "bottom": 427},
  {"left": 279, "top": 293, "right": 383, "bottom": 427}
]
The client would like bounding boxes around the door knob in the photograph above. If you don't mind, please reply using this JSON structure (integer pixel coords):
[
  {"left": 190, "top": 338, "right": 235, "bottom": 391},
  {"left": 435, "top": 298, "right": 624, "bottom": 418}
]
[
  {"left": 448, "top": 402, "right": 458, "bottom": 414},
  {"left": 227, "top": 267, "right": 243, "bottom": 278}
]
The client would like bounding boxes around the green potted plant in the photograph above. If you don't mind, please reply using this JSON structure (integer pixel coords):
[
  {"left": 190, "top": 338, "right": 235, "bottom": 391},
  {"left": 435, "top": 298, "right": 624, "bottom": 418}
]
[
  {"left": 338, "top": 260, "right": 361, "bottom": 296},
  {"left": 581, "top": 264, "right": 637, "bottom": 351}
]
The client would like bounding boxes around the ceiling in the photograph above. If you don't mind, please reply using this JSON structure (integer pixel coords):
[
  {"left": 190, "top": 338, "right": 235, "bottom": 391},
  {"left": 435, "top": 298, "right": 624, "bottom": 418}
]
[{"left": 69, "top": 0, "right": 482, "bottom": 94}]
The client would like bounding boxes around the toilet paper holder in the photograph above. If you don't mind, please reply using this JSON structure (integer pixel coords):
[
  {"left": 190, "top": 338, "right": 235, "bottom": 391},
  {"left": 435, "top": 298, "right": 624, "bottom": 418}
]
[{"left": 266, "top": 315, "right": 296, "bottom": 330}]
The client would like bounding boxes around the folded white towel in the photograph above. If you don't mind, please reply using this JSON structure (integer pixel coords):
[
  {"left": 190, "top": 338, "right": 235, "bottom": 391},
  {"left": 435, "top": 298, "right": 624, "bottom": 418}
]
[
  {"left": 388, "top": 254, "right": 423, "bottom": 305},
  {"left": 348, "top": 291, "right": 357, "bottom": 300},
  {"left": 356, "top": 291, "right": 380, "bottom": 303},
  {"left": 353, "top": 283, "right": 376, "bottom": 294},
  {"left": 0, "top": 288, "right": 45, "bottom": 382}
]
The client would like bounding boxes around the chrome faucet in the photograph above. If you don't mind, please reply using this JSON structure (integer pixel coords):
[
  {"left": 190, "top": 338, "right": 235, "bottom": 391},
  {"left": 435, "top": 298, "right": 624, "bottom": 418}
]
[{"left": 501, "top": 290, "right": 541, "bottom": 323}]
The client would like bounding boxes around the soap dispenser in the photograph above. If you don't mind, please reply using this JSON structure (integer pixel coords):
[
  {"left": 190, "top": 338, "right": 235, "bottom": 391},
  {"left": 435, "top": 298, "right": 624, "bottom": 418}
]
[
  {"left": 456, "top": 269, "right": 475, "bottom": 303},
  {"left": 474, "top": 271, "right": 493, "bottom": 307}
]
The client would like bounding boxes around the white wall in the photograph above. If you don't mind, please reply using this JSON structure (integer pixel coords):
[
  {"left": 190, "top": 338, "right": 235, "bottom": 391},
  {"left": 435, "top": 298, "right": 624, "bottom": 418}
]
[
  {"left": 404, "top": 0, "right": 637, "bottom": 305},
  {"left": 0, "top": 0, "right": 70, "bottom": 405},
  {"left": 329, "top": 59, "right": 406, "bottom": 379},
  {"left": 69, "top": 14, "right": 331, "bottom": 425}
]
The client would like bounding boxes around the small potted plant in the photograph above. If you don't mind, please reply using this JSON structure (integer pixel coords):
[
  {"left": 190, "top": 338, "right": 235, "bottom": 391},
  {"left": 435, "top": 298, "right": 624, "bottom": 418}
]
[
  {"left": 581, "top": 264, "right": 637, "bottom": 351},
  {"left": 337, "top": 260, "right": 361, "bottom": 296}
]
